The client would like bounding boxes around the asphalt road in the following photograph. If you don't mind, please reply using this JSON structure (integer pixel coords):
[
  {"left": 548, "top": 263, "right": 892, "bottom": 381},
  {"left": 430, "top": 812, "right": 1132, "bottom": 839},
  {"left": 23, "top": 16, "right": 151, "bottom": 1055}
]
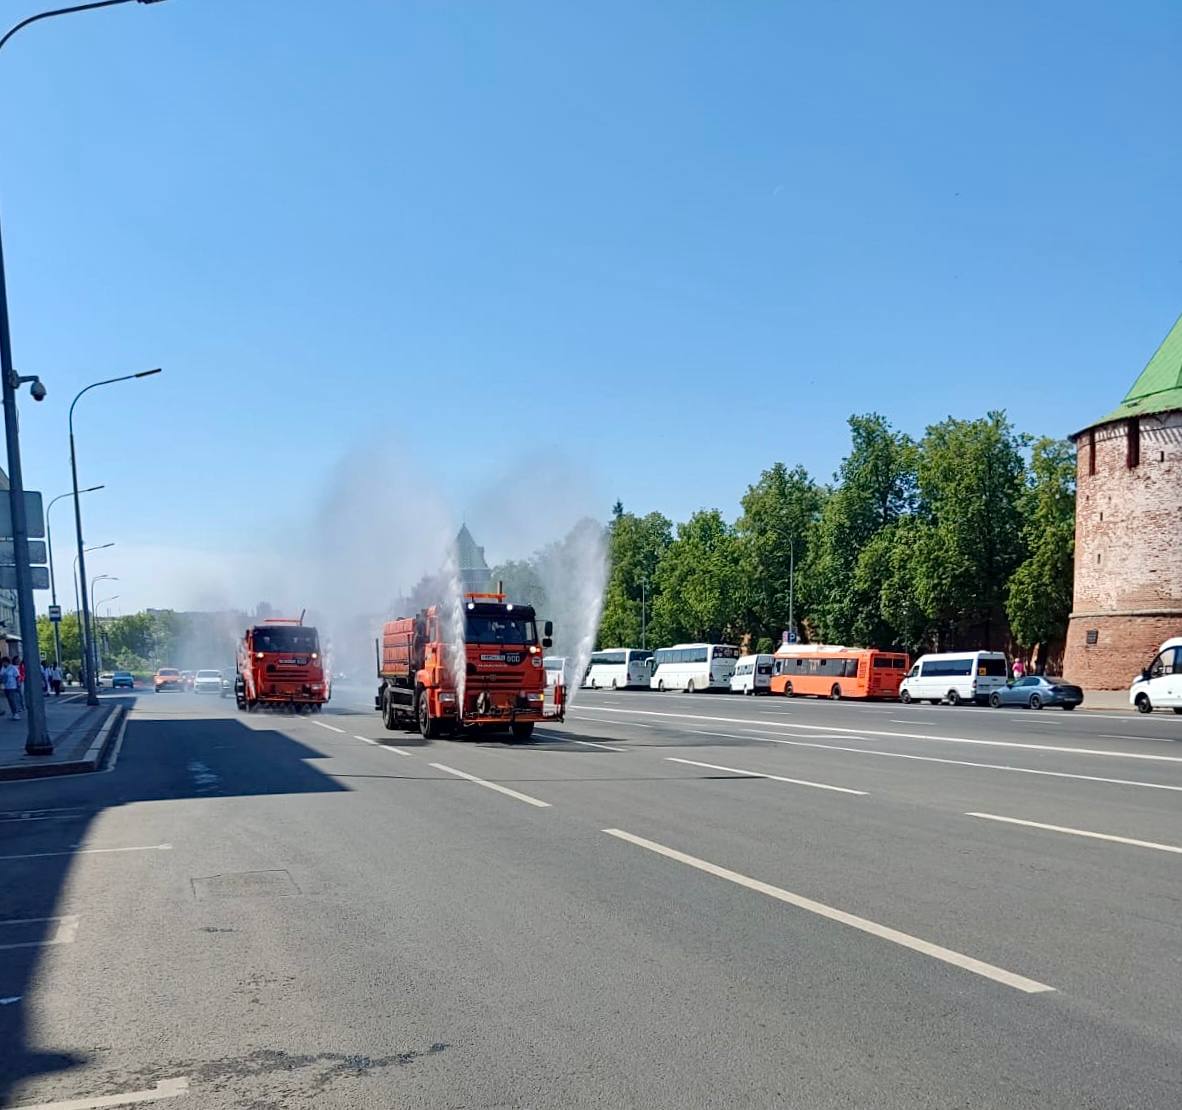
[{"left": 1, "top": 685, "right": 1180, "bottom": 1108}]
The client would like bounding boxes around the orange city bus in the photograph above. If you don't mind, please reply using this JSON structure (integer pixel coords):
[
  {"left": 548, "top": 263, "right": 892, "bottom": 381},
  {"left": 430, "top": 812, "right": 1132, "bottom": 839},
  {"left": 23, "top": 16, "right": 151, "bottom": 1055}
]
[{"left": 769, "top": 647, "right": 910, "bottom": 700}]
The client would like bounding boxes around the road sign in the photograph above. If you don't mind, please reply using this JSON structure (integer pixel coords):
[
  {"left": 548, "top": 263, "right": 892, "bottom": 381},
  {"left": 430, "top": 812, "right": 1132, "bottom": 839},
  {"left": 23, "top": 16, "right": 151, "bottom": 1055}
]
[
  {"left": 48, "top": 605, "right": 62, "bottom": 622},
  {"left": 0, "top": 540, "right": 46, "bottom": 565},
  {"left": 0, "top": 491, "right": 44, "bottom": 539},
  {"left": 0, "top": 566, "right": 48, "bottom": 590},
  {"left": 782, "top": 630, "right": 797, "bottom": 644}
]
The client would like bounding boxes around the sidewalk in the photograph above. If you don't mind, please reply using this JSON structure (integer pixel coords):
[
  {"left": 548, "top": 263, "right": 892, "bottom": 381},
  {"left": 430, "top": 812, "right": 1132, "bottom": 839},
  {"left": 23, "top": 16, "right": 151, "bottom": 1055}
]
[{"left": 0, "top": 694, "right": 127, "bottom": 781}]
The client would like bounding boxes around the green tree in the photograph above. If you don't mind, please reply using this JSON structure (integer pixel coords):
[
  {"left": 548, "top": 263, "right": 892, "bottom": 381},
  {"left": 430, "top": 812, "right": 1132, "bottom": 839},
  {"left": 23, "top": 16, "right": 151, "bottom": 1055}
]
[
  {"left": 811, "top": 415, "right": 918, "bottom": 644},
  {"left": 650, "top": 510, "right": 742, "bottom": 644},
  {"left": 598, "top": 510, "right": 672, "bottom": 648},
  {"left": 735, "top": 463, "right": 823, "bottom": 646},
  {"left": 915, "top": 412, "right": 1027, "bottom": 647},
  {"left": 1005, "top": 437, "right": 1075, "bottom": 655},
  {"left": 490, "top": 559, "right": 549, "bottom": 612}
]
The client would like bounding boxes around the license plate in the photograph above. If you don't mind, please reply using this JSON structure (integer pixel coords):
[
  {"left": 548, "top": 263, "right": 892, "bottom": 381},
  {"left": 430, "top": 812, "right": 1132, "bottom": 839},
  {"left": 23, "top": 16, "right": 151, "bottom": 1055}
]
[{"left": 279, "top": 657, "right": 307, "bottom": 666}]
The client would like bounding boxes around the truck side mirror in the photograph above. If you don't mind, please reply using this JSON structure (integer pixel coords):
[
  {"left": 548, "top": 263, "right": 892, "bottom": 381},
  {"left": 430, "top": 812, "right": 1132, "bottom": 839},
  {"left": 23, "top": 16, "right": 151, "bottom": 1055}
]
[
  {"left": 543, "top": 637, "right": 553, "bottom": 649},
  {"left": 543, "top": 620, "right": 553, "bottom": 637}
]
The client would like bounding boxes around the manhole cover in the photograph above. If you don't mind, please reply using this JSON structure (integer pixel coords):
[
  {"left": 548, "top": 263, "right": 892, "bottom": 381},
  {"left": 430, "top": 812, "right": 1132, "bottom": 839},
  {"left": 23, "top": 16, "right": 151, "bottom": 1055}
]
[{"left": 191, "top": 870, "right": 300, "bottom": 900}]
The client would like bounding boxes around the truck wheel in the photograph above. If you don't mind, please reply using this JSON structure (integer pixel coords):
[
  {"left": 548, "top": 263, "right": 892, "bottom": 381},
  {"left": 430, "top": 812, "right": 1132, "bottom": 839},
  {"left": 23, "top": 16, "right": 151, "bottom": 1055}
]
[
  {"left": 417, "top": 693, "right": 441, "bottom": 739},
  {"left": 511, "top": 722, "right": 535, "bottom": 741},
  {"left": 382, "top": 694, "right": 398, "bottom": 731}
]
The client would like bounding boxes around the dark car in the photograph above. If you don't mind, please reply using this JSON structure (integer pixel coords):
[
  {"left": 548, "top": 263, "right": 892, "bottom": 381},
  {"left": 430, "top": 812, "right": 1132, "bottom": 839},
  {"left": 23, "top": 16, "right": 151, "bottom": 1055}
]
[
  {"left": 989, "top": 675, "right": 1083, "bottom": 711},
  {"left": 111, "top": 671, "right": 135, "bottom": 689}
]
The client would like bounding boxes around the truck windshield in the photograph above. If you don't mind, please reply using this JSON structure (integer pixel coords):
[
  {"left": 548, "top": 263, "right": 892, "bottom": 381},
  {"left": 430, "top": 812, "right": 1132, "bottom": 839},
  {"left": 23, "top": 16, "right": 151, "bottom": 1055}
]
[
  {"left": 253, "top": 627, "right": 319, "bottom": 653},
  {"left": 465, "top": 616, "right": 537, "bottom": 645}
]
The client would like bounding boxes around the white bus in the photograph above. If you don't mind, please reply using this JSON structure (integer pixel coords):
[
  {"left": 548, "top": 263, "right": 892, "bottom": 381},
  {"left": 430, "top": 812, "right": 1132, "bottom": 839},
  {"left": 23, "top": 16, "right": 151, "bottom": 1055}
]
[
  {"left": 650, "top": 643, "right": 739, "bottom": 692},
  {"left": 583, "top": 648, "right": 653, "bottom": 690}
]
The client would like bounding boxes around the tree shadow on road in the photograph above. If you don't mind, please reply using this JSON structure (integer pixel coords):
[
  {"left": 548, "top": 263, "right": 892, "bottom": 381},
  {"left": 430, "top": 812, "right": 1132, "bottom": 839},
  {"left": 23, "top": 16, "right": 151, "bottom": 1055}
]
[{"left": 0, "top": 713, "right": 346, "bottom": 1106}]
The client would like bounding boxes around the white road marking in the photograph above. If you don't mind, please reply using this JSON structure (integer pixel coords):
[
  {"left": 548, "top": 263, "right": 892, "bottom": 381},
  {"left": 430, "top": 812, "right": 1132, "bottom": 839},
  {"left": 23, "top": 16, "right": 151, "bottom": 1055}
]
[
  {"left": 667, "top": 757, "right": 866, "bottom": 795},
  {"left": 573, "top": 704, "right": 1182, "bottom": 763},
  {"left": 311, "top": 720, "right": 346, "bottom": 734},
  {"left": 967, "top": 812, "right": 1182, "bottom": 854},
  {"left": 603, "top": 829, "right": 1053, "bottom": 994},
  {"left": 429, "top": 762, "right": 552, "bottom": 808},
  {"left": 1098, "top": 734, "right": 1178, "bottom": 743},
  {"left": 570, "top": 713, "right": 654, "bottom": 728},
  {"left": 13, "top": 1076, "right": 190, "bottom": 1110},
  {"left": 536, "top": 732, "right": 625, "bottom": 751},
  {"left": 0, "top": 914, "right": 79, "bottom": 950},
  {"left": 690, "top": 730, "right": 1182, "bottom": 793},
  {"left": 354, "top": 734, "right": 411, "bottom": 755},
  {"left": 0, "top": 844, "right": 172, "bottom": 862}
]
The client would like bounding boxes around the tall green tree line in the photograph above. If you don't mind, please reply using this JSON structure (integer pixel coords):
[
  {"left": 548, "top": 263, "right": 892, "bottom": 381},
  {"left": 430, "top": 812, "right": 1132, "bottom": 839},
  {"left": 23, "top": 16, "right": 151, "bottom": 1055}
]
[{"left": 599, "top": 411, "right": 1075, "bottom": 660}]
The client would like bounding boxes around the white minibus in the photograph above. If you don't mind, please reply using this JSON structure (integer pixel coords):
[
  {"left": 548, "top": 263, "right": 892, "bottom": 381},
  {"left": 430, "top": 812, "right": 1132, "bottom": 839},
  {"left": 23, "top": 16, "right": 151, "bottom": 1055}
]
[
  {"left": 899, "top": 651, "right": 1008, "bottom": 705},
  {"left": 583, "top": 648, "right": 653, "bottom": 690},
  {"left": 650, "top": 643, "right": 739, "bottom": 692},
  {"left": 730, "top": 654, "right": 775, "bottom": 695}
]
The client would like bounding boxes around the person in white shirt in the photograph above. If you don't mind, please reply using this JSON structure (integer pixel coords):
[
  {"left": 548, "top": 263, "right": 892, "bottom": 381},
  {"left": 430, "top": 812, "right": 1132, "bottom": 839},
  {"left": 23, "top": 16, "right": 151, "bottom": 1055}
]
[{"left": 0, "top": 658, "right": 21, "bottom": 720}]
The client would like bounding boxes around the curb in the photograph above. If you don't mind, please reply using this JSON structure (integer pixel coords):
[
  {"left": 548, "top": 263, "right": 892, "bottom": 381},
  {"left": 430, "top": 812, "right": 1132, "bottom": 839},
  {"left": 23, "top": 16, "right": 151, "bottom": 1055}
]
[{"left": 0, "top": 703, "right": 125, "bottom": 782}]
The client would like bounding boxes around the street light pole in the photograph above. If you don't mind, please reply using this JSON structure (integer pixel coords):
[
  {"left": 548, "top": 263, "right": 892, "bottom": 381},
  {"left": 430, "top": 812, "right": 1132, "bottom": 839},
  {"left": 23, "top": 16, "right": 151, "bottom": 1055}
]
[
  {"left": 640, "top": 578, "right": 647, "bottom": 650},
  {"left": 0, "top": 0, "right": 169, "bottom": 736},
  {"left": 71, "top": 370, "right": 159, "bottom": 706},
  {"left": 88, "top": 574, "right": 116, "bottom": 682},
  {"left": 93, "top": 594, "right": 118, "bottom": 673},
  {"left": 73, "top": 542, "right": 112, "bottom": 685},
  {"left": 788, "top": 538, "right": 795, "bottom": 644},
  {"left": 46, "top": 486, "right": 101, "bottom": 669}
]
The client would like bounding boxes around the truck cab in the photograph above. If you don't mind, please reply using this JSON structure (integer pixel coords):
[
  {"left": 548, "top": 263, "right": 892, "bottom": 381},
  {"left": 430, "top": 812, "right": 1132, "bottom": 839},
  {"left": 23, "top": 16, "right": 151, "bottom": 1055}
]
[
  {"left": 377, "top": 593, "right": 558, "bottom": 740},
  {"left": 236, "top": 618, "right": 329, "bottom": 713}
]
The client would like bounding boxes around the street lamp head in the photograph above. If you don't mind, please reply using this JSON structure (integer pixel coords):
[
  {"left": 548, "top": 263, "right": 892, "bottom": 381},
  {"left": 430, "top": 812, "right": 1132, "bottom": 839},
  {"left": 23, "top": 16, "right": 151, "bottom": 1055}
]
[
  {"left": 135, "top": 367, "right": 163, "bottom": 378},
  {"left": 82, "top": 484, "right": 104, "bottom": 494}
]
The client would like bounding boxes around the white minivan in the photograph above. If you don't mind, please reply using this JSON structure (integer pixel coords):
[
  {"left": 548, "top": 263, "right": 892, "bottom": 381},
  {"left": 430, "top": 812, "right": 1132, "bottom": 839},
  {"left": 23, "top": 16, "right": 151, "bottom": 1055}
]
[
  {"left": 899, "top": 651, "right": 1009, "bottom": 706},
  {"left": 730, "top": 654, "right": 775, "bottom": 695},
  {"left": 1129, "top": 637, "right": 1182, "bottom": 714}
]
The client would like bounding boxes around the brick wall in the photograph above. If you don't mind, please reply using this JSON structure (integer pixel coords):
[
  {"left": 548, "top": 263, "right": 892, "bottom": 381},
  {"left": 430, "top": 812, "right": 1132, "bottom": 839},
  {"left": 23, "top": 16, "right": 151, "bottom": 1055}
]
[{"left": 1064, "top": 410, "right": 1182, "bottom": 688}]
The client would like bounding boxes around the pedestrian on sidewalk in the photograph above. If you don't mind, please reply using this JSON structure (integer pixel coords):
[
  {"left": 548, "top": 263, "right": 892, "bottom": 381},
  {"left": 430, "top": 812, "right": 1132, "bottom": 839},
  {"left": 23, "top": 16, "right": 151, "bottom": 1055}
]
[
  {"left": 1, "top": 657, "right": 22, "bottom": 720},
  {"left": 50, "top": 664, "right": 63, "bottom": 696},
  {"left": 1012, "top": 656, "right": 1026, "bottom": 680}
]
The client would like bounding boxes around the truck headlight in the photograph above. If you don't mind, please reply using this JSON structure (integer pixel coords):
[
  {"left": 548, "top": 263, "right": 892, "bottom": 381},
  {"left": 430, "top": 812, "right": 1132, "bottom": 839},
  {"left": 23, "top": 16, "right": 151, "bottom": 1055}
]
[
  {"left": 439, "top": 691, "right": 457, "bottom": 703},
  {"left": 525, "top": 692, "right": 543, "bottom": 702}
]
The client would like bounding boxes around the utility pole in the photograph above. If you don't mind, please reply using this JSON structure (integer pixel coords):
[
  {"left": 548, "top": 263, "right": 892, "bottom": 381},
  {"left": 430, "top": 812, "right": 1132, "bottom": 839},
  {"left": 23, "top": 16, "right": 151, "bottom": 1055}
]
[{"left": 0, "top": 220, "right": 51, "bottom": 752}]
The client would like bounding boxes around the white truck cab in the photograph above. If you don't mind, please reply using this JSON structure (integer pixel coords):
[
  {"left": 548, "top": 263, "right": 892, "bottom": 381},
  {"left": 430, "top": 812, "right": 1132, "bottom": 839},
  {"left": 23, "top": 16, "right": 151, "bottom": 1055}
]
[{"left": 1129, "top": 637, "right": 1182, "bottom": 714}]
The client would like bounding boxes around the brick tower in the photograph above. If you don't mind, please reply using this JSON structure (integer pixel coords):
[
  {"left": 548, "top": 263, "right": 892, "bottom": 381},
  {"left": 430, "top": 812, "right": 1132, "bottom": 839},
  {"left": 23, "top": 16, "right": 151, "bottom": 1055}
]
[{"left": 1064, "top": 314, "right": 1182, "bottom": 688}]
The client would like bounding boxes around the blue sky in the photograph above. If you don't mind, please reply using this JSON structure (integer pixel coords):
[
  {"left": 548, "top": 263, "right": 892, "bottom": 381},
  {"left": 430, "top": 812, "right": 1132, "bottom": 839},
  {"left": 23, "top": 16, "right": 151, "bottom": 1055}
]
[{"left": 2, "top": 0, "right": 1179, "bottom": 612}]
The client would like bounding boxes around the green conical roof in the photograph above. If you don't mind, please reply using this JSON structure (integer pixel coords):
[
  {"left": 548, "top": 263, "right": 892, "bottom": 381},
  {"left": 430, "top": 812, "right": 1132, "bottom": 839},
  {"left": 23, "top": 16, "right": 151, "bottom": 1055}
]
[{"left": 1091, "top": 312, "right": 1182, "bottom": 428}]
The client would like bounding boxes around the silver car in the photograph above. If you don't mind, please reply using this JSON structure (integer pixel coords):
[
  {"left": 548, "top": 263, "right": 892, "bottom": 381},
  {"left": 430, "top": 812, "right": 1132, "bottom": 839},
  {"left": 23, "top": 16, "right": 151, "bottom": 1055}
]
[
  {"left": 989, "top": 675, "right": 1083, "bottom": 711},
  {"left": 193, "top": 669, "right": 223, "bottom": 694}
]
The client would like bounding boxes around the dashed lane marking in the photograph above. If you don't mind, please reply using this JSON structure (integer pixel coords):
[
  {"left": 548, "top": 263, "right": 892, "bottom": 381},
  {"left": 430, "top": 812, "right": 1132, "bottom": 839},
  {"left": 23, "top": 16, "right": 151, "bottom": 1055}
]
[
  {"left": 572, "top": 705, "right": 1182, "bottom": 763},
  {"left": 0, "top": 844, "right": 172, "bottom": 862},
  {"left": 967, "top": 812, "right": 1182, "bottom": 854},
  {"left": 666, "top": 756, "right": 866, "bottom": 795},
  {"left": 12, "top": 1076, "right": 190, "bottom": 1109},
  {"left": 355, "top": 734, "right": 411, "bottom": 755},
  {"left": 311, "top": 720, "right": 346, "bottom": 734},
  {"left": 603, "top": 829, "right": 1054, "bottom": 994},
  {"left": 689, "top": 730, "right": 1182, "bottom": 793},
  {"left": 429, "top": 762, "right": 551, "bottom": 808},
  {"left": 0, "top": 914, "right": 79, "bottom": 951}
]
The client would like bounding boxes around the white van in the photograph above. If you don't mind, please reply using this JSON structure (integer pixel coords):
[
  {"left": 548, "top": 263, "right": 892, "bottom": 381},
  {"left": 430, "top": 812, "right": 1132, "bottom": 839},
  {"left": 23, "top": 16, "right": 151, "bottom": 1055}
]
[
  {"left": 583, "top": 648, "right": 653, "bottom": 690},
  {"left": 730, "top": 654, "right": 775, "bottom": 695},
  {"left": 899, "top": 651, "right": 1008, "bottom": 706},
  {"left": 1129, "top": 637, "right": 1182, "bottom": 714}
]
